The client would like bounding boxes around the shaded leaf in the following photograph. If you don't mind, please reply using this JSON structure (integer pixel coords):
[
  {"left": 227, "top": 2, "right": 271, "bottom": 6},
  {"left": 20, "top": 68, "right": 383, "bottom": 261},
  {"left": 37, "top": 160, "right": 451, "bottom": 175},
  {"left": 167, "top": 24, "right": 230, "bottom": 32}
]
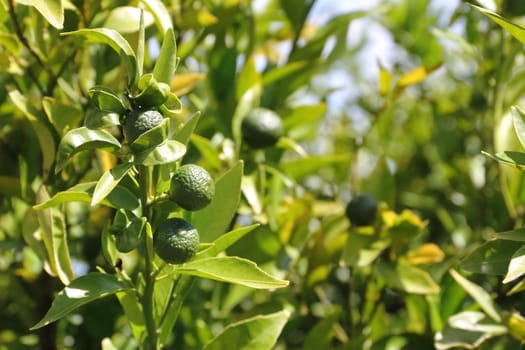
[
  {"left": 88, "top": 86, "right": 126, "bottom": 114},
  {"left": 174, "top": 112, "right": 201, "bottom": 146},
  {"left": 203, "top": 310, "right": 290, "bottom": 350},
  {"left": 460, "top": 239, "right": 522, "bottom": 275},
  {"left": 55, "top": 127, "right": 121, "bottom": 173},
  {"left": 42, "top": 97, "right": 83, "bottom": 136},
  {"left": 198, "top": 224, "right": 259, "bottom": 257},
  {"left": 85, "top": 110, "right": 120, "bottom": 129},
  {"left": 175, "top": 256, "right": 289, "bottom": 289},
  {"left": 193, "top": 162, "right": 243, "bottom": 242},
  {"left": 129, "top": 117, "right": 169, "bottom": 152},
  {"left": 377, "top": 261, "right": 440, "bottom": 294},
  {"left": 62, "top": 28, "right": 138, "bottom": 87},
  {"left": 31, "top": 273, "right": 130, "bottom": 330}
]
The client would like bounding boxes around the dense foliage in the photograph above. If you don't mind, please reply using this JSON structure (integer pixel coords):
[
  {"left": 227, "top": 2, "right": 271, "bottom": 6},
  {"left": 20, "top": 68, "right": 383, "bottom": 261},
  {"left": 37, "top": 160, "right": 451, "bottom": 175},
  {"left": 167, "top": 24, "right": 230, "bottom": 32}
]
[{"left": 3, "top": 0, "right": 525, "bottom": 349}]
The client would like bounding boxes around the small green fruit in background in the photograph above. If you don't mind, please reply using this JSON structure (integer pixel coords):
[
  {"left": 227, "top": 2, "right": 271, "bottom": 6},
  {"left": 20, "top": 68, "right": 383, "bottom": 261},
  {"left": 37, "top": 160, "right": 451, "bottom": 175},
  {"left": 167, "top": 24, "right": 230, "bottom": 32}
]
[
  {"left": 154, "top": 218, "right": 200, "bottom": 264},
  {"left": 241, "top": 108, "right": 284, "bottom": 149},
  {"left": 169, "top": 164, "right": 215, "bottom": 211},
  {"left": 123, "top": 109, "right": 164, "bottom": 143},
  {"left": 345, "top": 194, "right": 378, "bottom": 227}
]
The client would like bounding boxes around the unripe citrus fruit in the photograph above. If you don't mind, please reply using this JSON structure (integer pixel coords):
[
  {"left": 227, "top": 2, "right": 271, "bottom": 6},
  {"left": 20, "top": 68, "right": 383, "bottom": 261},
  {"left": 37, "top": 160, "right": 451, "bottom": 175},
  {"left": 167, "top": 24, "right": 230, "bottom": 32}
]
[
  {"left": 169, "top": 164, "right": 215, "bottom": 211},
  {"left": 123, "top": 109, "right": 164, "bottom": 143},
  {"left": 345, "top": 194, "right": 378, "bottom": 227},
  {"left": 241, "top": 108, "right": 283, "bottom": 149},
  {"left": 154, "top": 218, "right": 200, "bottom": 264}
]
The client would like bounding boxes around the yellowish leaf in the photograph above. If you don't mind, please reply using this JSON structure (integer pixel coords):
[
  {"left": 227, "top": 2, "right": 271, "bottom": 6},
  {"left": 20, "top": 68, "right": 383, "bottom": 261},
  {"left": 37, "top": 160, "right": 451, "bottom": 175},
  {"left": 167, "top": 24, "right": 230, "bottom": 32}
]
[
  {"left": 405, "top": 243, "right": 445, "bottom": 265},
  {"left": 508, "top": 311, "right": 525, "bottom": 342},
  {"left": 397, "top": 64, "right": 441, "bottom": 88},
  {"left": 379, "top": 66, "right": 392, "bottom": 96},
  {"left": 170, "top": 73, "right": 206, "bottom": 96}
]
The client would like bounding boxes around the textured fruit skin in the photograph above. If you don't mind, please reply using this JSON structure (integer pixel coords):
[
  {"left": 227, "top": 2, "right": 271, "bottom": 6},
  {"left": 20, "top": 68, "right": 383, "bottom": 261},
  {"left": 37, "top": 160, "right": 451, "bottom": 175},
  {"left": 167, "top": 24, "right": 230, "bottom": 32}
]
[
  {"left": 154, "top": 218, "right": 200, "bottom": 264},
  {"left": 241, "top": 108, "right": 283, "bottom": 149},
  {"left": 345, "top": 194, "right": 378, "bottom": 227},
  {"left": 169, "top": 164, "right": 215, "bottom": 211},
  {"left": 123, "top": 109, "right": 164, "bottom": 143}
]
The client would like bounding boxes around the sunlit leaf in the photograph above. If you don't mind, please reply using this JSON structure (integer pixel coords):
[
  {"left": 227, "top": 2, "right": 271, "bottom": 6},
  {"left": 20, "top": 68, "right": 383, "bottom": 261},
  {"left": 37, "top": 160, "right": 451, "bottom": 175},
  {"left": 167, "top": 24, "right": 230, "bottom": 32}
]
[
  {"left": 140, "top": 0, "right": 173, "bottom": 34},
  {"left": 33, "top": 182, "right": 139, "bottom": 211},
  {"left": 129, "top": 117, "right": 169, "bottom": 152},
  {"left": 35, "top": 186, "right": 74, "bottom": 285},
  {"left": 281, "top": 155, "right": 351, "bottom": 180},
  {"left": 175, "top": 256, "right": 288, "bottom": 289},
  {"left": 104, "top": 6, "right": 154, "bottom": 33},
  {"left": 503, "top": 245, "right": 525, "bottom": 284},
  {"left": 55, "top": 127, "right": 121, "bottom": 173},
  {"left": 508, "top": 311, "right": 525, "bottom": 342},
  {"left": 173, "top": 112, "right": 201, "bottom": 146},
  {"left": 435, "top": 311, "right": 507, "bottom": 350},
  {"left": 88, "top": 86, "right": 126, "bottom": 114},
  {"left": 193, "top": 162, "right": 243, "bottom": 242},
  {"left": 31, "top": 273, "right": 130, "bottom": 329},
  {"left": 85, "top": 110, "right": 120, "bottom": 129},
  {"left": 134, "top": 139, "right": 186, "bottom": 166},
  {"left": 153, "top": 27, "right": 177, "bottom": 84},
  {"left": 92, "top": 162, "right": 134, "bottom": 206},
  {"left": 17, "top": 0, "right": 64, "bottom": 29},
  {"left": 512, "top": 106, "right": 525, "bottom": 149},
  {"left": 405, "top": 243, "right": 445, "bottom": 265},
  {"left": 449, "top": 269, "right": 501, "bottom": 322},
  {"left": 473, "top": 5, "right": 525, "bottom": 45},
  {"left": 170, "top": 73, "right": 205, "bottom": 96},
  {"left": 42, "top": 97, "right": 83, "bottom": 136},
  {"left": 377, "top": 261, "right": 440, "bottom": 294},
  {"left": 482, "top": 150, "right": 525, "bottom": 170},
  {"left": 397, "top": 64, "right": 441, "bottom": 88},
  {"left": 203, "top": 310, "right": 290, "bottom": 350}
]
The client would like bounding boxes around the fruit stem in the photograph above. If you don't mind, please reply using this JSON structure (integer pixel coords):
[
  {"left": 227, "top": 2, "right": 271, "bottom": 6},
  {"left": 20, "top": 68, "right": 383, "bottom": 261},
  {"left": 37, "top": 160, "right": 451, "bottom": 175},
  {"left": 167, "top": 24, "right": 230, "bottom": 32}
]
[{"left": 137, "top": 165, "right": 159, "bottom": 350}]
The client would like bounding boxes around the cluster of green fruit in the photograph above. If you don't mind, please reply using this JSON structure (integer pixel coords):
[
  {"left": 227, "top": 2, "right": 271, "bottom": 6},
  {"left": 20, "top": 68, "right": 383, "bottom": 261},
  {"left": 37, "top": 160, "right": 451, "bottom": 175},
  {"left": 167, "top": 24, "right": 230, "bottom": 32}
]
[{"left": 97, "top": 76, "right": 216, "bottom": 265}]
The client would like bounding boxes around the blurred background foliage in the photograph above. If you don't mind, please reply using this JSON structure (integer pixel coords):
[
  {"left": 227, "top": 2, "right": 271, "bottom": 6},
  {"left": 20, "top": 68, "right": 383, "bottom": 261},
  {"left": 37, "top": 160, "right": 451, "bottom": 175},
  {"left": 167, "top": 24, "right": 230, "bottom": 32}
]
[{"left": 3, "top": 0, "right": 525, "bottom": 349}]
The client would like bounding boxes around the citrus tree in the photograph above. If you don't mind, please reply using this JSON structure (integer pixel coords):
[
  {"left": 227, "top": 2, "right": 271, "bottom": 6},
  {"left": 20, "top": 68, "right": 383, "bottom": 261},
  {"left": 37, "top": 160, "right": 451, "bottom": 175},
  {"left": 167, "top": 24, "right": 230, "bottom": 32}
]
[{"left": 5, "top": 0, "right": 525, "bottom": 349}]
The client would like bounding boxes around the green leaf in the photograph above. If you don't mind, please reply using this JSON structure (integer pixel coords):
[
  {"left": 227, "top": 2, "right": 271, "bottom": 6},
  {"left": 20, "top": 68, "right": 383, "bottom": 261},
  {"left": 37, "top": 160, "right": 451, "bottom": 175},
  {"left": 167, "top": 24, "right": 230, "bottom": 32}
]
[
  {"left": 377, "top": 261, "right": 440, "bottom": 294},
  {"left": 42, "top": 97, "right": 83, "bottom": 136},
  {"left": 116, "top": 291, "right": 146, "bottom": 342},
  {"left": 303, "top": 310, "right": 340, "bottom": 350},
  {"left": 281, "top": 155, "right": 351, "bottom": 180},
  {"left": 55, "top": 127, "right": 121, "bottom": 173},
  {"left": 33, "top": 182, "right": 139, "bottom": 211},
  {"left": 88, "top": 86, "right": 126, "bottom": 114},
  {"left": 203, "top": 310, "right": 290, "bottom": 350},
  {"left": 35, "top": 186, "right": 75, "bottom": 285},
  {"left": 449, "top": 269, "right": 501, "bottom": 322},
  {"left": 283, "top": 104, "right": 326, "bottom": 141},
  {"left": 435, "top": 311, "right": 507, "bottom": 350},
  {"left": 460, "top": 239, "right": 523, "bottom": 275},
  {"left": 62, "top": 28, "right": 138, "bottom": 87},
  {"left": 473, "top": 5, "right": 525, "bottom": 45},
  {"left": 236, "top": 56, "right": 262, "bottom": 101},
  {"left": 153, "top": 28, "right": 177, "bottom": 84},
  {"left": 193, "top": 161, "right": 243, "bottom": 242},
  {"left": 104, "top": 6, "right": 154, "bottom": 33},
  {"left": 512, "top": 106, "right": 525, "bottom": 149},
  {"left": 503, "top": 245, "right": 525, "bottom": 284},
  {"left": 92, "top": 163, "right": 134, "bottom": 206},
  {"left": 17, "top": 0, "right": 64, "bottom": 29},
  {"left": 175, "top": 256, "right": 289, "bottom": 289},
  {"left": 129, "top": 117, "right": 169, "bottom": 152},
  {"left": 140, "top": 0, "right": 173, "bottom": 35},
  {"left": 343, "top": 232, "right": 389, "bottom": 267},
  {"left": 31, "top": 273, "right": 131, "bottom": 330},
  {"left": 134, "top": 140, "right": 186, "bottom": 166},
  {"left": 492, "top": 227, "right": 525, "bottom": 241},
  {"left": 85, "top": 110, "right": 120, "bottom": 129},
  {"left": 483, "top": 150, "right": 525, "bottom": 170},
  {"left": 8, "top": 89, "right": 56, "bottom": 179},
  {"left": 198, "top": 224, "right": 259, "bottom": 257},
  {"left": 174, "top": 112, "right": 201, "bottom": 146}
]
